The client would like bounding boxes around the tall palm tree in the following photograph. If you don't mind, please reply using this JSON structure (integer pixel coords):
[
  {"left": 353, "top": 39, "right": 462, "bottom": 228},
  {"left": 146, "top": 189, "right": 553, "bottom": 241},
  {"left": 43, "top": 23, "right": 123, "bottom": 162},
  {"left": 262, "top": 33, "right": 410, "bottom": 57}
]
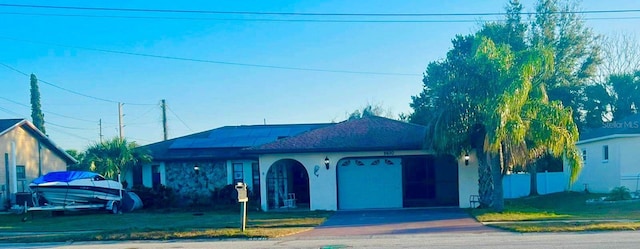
[
  {"left": 423, "top": 34, "right": 582, "bottom": 211},
  {"left": 84, "top": 137, "right": 152, "bottom": 182}
]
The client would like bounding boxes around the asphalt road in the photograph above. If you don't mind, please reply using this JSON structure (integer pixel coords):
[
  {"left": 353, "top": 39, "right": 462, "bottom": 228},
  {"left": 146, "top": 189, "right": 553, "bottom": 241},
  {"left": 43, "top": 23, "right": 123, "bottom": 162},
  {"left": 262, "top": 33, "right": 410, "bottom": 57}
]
[{"left": 2, "top": 231, "right": 640, "bottom": 249}]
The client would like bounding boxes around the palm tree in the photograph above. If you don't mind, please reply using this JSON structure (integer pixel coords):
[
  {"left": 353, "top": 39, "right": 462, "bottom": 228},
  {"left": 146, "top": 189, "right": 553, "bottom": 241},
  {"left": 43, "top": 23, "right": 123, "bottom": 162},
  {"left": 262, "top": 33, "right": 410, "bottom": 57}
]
[
  {"left": 422, "top": 34, "right": 582, "bottom": 211},
  {"left": 83, "top": 137, "right": 152, "bottom": 184}
]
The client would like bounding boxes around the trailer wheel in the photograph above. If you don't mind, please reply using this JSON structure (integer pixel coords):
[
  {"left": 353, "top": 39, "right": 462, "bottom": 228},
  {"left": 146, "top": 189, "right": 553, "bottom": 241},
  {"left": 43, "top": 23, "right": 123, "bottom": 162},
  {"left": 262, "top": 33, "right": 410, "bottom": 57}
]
[{"left": 110, "top": 202, "right": 121, "bottom": 214}]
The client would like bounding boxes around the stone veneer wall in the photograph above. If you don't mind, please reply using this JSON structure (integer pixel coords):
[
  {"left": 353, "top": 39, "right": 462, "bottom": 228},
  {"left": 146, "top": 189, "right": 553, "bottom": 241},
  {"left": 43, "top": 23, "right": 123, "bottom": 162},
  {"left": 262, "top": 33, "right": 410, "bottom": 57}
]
[{"left": 164, "top": 161, "right": 227, "bottom": 206}]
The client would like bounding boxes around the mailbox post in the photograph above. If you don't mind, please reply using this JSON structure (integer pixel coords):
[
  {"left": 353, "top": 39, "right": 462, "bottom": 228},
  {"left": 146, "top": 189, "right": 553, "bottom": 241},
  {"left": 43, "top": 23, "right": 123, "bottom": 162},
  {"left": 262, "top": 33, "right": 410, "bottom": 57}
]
[{"left": 235, "top": 182, "right": 249, "bottom": 232}]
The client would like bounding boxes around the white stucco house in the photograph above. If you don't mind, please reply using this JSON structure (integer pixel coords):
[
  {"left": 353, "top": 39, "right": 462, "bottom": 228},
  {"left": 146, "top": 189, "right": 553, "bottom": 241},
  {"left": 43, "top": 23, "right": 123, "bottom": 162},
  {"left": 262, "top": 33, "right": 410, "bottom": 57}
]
[
  {"left": 0, "top": 119, "right": 76, "bottom": 210},
  {"left": 138, "top": 116, "right": 480, "bottom": 210},
  {"left": 568, "top": 114, "right": 640, "bottom": 193}
]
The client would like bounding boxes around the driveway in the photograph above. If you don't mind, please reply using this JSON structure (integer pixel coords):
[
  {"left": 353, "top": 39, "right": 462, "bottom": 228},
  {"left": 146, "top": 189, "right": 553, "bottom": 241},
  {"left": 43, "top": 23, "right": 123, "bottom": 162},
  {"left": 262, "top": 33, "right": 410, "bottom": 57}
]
[{"left": 294, "top": 207, "right": 497, "bottom": 237}]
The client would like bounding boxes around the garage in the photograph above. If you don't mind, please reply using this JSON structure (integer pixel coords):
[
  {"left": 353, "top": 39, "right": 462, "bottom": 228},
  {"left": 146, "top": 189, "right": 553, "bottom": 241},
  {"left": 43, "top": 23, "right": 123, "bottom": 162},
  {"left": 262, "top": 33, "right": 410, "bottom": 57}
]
[{"left": 337, "top": 157, "right": 402, "bottom": 210}]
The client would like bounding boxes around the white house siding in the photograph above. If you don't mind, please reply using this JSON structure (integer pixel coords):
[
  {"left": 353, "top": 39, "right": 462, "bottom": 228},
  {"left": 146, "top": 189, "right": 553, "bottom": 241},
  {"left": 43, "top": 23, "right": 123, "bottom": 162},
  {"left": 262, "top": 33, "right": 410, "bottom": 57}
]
[
  {"left": 259, "top": 150, "right": 431, "bottom": 211},
  {"left": 616, "top": 137, "right": 640, "bottom": 192},
  {"left": 140, "top": 162, "right": 167, "bottom": 188},
  {"left": 458, "top": 150, "right": 479, "bottom": 208},
  {"left": 571, "top": 138, "right": 622, "bottom": 193}
]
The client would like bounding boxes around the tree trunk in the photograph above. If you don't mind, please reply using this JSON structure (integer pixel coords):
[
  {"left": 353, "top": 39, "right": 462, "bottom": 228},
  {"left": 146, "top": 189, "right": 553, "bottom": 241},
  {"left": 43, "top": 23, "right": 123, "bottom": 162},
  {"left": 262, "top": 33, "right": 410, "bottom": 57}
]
[
  {"left": 477, "top": 152, "right": 493, "bottom": 208},
  {"left": 529, "top": 162, "right": 539, "bottom": 196},
  {"left": 491, "top": 145, "right": 505, "bottom": 212}
]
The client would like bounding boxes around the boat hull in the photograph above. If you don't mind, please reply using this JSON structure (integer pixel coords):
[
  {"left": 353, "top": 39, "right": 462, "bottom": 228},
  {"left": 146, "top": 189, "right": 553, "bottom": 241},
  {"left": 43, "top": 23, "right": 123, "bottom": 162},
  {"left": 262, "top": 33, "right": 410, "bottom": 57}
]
[{"left": 30, "top": 178, "right": 123, "bottom": 206}]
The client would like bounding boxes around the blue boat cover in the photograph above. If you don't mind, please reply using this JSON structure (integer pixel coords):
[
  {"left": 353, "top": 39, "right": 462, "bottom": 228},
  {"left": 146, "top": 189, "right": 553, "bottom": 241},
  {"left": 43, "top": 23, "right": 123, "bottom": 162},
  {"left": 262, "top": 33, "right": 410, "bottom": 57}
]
[{"left": 32, "top": 171, "right": 100, "bottom": 184}]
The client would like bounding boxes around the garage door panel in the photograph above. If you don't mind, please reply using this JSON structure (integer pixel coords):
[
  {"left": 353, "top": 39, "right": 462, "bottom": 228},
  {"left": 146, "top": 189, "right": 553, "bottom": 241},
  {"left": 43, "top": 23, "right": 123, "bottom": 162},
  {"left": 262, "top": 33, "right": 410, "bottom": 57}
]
[{"left": 338, "top": 158, "right": 402, "bottom": 210}]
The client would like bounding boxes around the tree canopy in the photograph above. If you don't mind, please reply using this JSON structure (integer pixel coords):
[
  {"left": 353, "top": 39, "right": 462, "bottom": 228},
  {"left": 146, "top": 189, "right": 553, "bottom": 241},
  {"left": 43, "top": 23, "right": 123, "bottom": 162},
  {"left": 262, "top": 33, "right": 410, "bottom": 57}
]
[
  {"left": 83, "top": 137, "right": 152, "bottom": 181},
  {"left": 409, "top": 0, "right": 584, "bottom": 211},
  {"left": 30, "top": 74, "right": 46, "bottom": 134}
]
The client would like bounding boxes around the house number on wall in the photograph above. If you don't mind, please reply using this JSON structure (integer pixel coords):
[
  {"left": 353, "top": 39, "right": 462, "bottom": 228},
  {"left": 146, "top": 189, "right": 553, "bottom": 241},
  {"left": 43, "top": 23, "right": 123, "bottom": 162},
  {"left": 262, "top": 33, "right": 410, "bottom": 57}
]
[{"left": 384, "top": 151, "right": 394, "bottom": 156}]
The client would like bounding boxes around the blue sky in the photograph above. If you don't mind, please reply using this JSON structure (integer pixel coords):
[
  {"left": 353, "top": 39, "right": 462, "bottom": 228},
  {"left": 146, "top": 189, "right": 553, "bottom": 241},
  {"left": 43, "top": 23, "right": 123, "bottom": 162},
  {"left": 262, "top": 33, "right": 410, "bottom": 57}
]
[{"left": 1, "top": 0, "right": 639, "bottom": 151}]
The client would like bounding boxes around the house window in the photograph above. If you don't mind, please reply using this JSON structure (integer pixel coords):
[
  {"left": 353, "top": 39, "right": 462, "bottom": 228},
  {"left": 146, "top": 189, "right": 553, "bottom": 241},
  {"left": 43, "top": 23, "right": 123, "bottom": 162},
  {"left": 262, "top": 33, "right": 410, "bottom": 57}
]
[
  {"left": 233, "top": 163, "right": 244, "bottom": 184},
  {"left": 16, "top": 165, "right": 26, "bottom": 179},
  {"left": 252, "top": 162, "right": 260, "bottom": 187},
  {"left": 582, "top": 149, "right": 587, "bottom": 162},
  {"left": 603, "top": 145, "right": 609, "bottom": 161},
  {"left": 252, "top": 162, "right": 260, "bottom": 199},
  {"left": 16, "top": 165, "right": 26, "bottom": 192}
]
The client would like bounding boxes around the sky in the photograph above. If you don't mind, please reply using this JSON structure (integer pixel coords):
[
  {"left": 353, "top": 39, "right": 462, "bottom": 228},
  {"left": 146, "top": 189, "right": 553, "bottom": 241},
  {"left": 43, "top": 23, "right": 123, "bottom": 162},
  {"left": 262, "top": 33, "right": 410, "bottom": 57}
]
[{"left": 1, "top": 0, "right": 639, "bottom": 151}]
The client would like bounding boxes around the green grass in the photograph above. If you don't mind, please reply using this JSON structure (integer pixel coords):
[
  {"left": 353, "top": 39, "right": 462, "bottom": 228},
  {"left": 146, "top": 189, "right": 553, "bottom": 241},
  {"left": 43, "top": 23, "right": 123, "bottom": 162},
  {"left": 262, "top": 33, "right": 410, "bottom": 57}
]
[
  {"left": 470, "top": 192, "right": 640, "bottom": 232},
  {"left": 0, "top": 208, "right": 332, "bottom": 242}
]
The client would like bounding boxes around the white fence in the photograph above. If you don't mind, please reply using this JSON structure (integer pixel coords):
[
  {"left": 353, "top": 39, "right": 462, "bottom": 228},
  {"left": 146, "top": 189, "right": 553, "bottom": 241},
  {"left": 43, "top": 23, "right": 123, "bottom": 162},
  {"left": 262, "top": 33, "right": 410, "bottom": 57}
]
[{"left": 502, "top": 171, "right": 568, "bottom": 199}]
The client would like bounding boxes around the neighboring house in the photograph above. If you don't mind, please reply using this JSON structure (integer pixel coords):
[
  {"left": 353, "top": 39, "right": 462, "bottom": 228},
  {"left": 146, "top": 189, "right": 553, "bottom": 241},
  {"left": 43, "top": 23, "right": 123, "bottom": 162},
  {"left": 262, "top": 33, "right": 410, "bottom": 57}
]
[
  {"left": 568, "top": 114, "right": 640, "bottom": 193},
  {"left": 0, "top": 119, "right": 77, "bottom": 210},
  {"left": 135, "top": 123, "right": 332, "bottom": 205}
]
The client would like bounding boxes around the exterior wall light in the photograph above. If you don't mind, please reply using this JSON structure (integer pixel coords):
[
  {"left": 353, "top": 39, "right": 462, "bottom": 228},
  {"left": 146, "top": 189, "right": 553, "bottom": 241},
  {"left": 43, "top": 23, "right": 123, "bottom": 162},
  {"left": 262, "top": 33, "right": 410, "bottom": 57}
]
[
  {"left": 324, "top": 157, "right": 330, "bottom": 170},
  {"left": 464, "top": 153, "right": 470, "bottom": 166},
  {"left": 194, "top": 165, "right": 200, "bottom": 175}
]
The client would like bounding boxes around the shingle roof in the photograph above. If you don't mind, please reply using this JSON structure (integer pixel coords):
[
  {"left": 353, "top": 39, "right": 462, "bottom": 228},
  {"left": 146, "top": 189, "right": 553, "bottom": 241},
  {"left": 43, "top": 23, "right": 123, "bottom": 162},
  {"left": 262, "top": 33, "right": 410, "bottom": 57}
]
[
  {"left": 580, "top": 114, "right": 640, "bottom": 142},
  {"left": 140, "top": 123, "right": 332, "bottom": 161},
  {"left": 246, "top": 116, "right": 428, "bottom": 153}
]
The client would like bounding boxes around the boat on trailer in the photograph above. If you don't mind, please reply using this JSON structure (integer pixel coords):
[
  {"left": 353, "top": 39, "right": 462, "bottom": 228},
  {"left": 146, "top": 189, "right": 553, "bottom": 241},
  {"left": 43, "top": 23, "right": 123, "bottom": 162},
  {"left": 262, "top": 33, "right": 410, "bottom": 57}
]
[{"left": 28, "top": 171, "right": 123, "bottom": 214}]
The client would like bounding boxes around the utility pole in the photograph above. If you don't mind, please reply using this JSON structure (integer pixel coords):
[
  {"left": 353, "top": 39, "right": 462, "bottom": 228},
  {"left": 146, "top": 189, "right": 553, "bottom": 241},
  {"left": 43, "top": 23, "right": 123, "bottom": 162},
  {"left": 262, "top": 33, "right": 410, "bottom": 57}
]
[
  {"left": 99, "top": 119, "right": 103, "bottom": 143},
  {"left": 161, "top": 99, "right": 168, "bottom": 141},
  {"left": 118, "top": 102, "right": 124, "bottom": 139}
]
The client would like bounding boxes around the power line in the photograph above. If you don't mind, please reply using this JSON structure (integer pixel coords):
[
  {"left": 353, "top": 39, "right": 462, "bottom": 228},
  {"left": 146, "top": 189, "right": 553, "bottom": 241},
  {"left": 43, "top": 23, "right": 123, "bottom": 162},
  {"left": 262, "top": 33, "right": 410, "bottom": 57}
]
[
  {"left": 0, "top": 96, "right": 102, "bottom": 123},
  {"left": 47, "top": 122, "right": 96, "bottom": 131},
  {"left": 0, "top": 37, "right": 419, "bottom": 76},
  {"left": 0, "top": 105, "right": 94, "bottom": 132},
  {"left": 166, "top": 105, "right": 193, "bottom": 132},
  {"left": 0, "top": 62, "right": 156, "bottom": 105},
  {"left": 46, "top": 126, "right": 95, "bottom": 142},
  {"left": 0, "top": 3, "right": 639, "bottom": 16},
  {"left": 0, "top": 11, "right": 496, "bottom": 22},
  {"left": 1, "top": 11, "right": 639, "bottom": 23}
]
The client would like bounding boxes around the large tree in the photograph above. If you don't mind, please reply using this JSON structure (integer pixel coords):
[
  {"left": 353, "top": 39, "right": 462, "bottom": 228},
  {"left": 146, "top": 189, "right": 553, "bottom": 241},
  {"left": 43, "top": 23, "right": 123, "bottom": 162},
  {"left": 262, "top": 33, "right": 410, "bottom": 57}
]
[
  {"left": 531, "top": 0, "right": 601, "bottom": 131},
  {"left": 30, "top": 74, "right": 46, "bottom": 134},
  {"left": 411, "top": 22, "right": 582, "bottom": 211},
  {"left": 84, "top": 137, "right": 152, "bottom": 183},
  {"left": 410, "top": 0, "right": 584, "bottom": 210},
  {"left": 346, "top": 102, "right": 394, "bottom": 120}
]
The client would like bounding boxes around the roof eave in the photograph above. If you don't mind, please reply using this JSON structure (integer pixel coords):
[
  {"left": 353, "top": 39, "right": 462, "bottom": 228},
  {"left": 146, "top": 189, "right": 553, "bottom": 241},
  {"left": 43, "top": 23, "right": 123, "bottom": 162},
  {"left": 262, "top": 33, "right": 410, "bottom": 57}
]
[
  {"left": 245, "top": 146, "right": 425, "bottom": 154},
  {"left": 577, "top": 134, "right": 640, "bottom": 145}
]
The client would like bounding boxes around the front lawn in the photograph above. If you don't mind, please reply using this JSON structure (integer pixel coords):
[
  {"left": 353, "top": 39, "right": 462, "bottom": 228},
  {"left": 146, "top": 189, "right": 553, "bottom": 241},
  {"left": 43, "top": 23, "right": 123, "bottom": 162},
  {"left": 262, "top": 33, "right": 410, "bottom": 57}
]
[
  {"left": 470, "top": 192, "right": 640, "bottom": 232},
  {"left": 0, "top": 208, "right": 332, "bottom": 242}
]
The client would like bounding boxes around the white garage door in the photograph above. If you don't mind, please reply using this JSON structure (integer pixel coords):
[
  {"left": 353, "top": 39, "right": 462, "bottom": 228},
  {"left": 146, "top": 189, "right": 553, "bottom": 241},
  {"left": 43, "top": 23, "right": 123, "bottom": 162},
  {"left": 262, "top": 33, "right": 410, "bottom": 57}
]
[{"left": 337, "top": 158, "right": 402, "bottom": 210}]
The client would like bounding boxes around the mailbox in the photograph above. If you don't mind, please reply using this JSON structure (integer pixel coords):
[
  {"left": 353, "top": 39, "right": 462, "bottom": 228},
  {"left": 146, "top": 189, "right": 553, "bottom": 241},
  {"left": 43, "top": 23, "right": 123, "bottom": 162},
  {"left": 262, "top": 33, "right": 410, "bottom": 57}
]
[{"left": 235, "top": 182, "right": 248, "bottom": 202}]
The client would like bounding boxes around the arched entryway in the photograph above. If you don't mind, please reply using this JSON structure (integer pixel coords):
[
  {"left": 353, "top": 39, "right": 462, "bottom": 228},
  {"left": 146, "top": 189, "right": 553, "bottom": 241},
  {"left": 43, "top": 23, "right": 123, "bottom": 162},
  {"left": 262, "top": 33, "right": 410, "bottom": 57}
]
[{"left": 266, "top": 159, "right": 310, "bottom": 210}]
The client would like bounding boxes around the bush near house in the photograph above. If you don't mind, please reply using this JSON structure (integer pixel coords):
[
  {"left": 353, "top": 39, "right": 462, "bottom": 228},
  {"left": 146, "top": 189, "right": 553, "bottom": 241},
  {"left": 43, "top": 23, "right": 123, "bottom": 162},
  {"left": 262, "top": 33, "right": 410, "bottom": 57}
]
[
  {"left": 606, "top": 186, "right": 632, "bottom": 201},
  {"left": 130, "top": 185, "right": 177, "bottom": 209},
  {"left": 206, "top": 184, "right": 261, "bottom": 211},
  {"left": 131, "top": 184, "right": 262, "bottom": 210}
]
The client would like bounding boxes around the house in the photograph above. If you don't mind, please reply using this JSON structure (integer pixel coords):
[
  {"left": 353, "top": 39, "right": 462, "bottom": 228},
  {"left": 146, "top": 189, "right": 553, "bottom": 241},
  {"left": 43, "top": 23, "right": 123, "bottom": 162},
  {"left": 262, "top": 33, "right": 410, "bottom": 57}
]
[
  {"left": 568, "top": 114, "right": 640, "bottom": 193},
  {"left": 246, "top": 116, "right": 466, "bottom": 211},
  {"left": 138, "top": 116, "right": 480, "bottom": 210},
  {"left": 135, "top": 123, "right": 332, "bottom": 205},
  {"left": 0, "top": 119, "right": 77, "bottom": 209}
]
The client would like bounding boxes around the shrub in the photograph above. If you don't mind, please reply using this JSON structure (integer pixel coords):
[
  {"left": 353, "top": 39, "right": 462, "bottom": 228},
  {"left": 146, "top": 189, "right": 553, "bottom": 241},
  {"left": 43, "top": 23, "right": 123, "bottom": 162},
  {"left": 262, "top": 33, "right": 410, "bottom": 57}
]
[
  {"left": 606, "top": 186, "right": 632, "bottom": 201},
  {"left": 130, "top": 184, "right": 176, "bottom": 209},
  {"left": 212, "top": 184, "right": 238, "bottom": 205}
]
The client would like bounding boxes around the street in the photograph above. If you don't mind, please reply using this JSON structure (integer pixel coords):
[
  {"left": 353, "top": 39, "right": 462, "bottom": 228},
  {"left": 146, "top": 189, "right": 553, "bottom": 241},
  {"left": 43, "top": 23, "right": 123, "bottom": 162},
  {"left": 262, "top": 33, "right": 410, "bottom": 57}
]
[{"left": 2, "top": 231, "right": 639, "bottom": 249}]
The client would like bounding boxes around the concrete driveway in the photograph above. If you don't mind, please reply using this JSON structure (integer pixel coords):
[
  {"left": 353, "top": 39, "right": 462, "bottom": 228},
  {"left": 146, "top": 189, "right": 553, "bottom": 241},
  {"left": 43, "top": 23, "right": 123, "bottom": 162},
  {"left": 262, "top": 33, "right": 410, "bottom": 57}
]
[{"left": 294, "top": 207, "right": 497, "bottom": 237}]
